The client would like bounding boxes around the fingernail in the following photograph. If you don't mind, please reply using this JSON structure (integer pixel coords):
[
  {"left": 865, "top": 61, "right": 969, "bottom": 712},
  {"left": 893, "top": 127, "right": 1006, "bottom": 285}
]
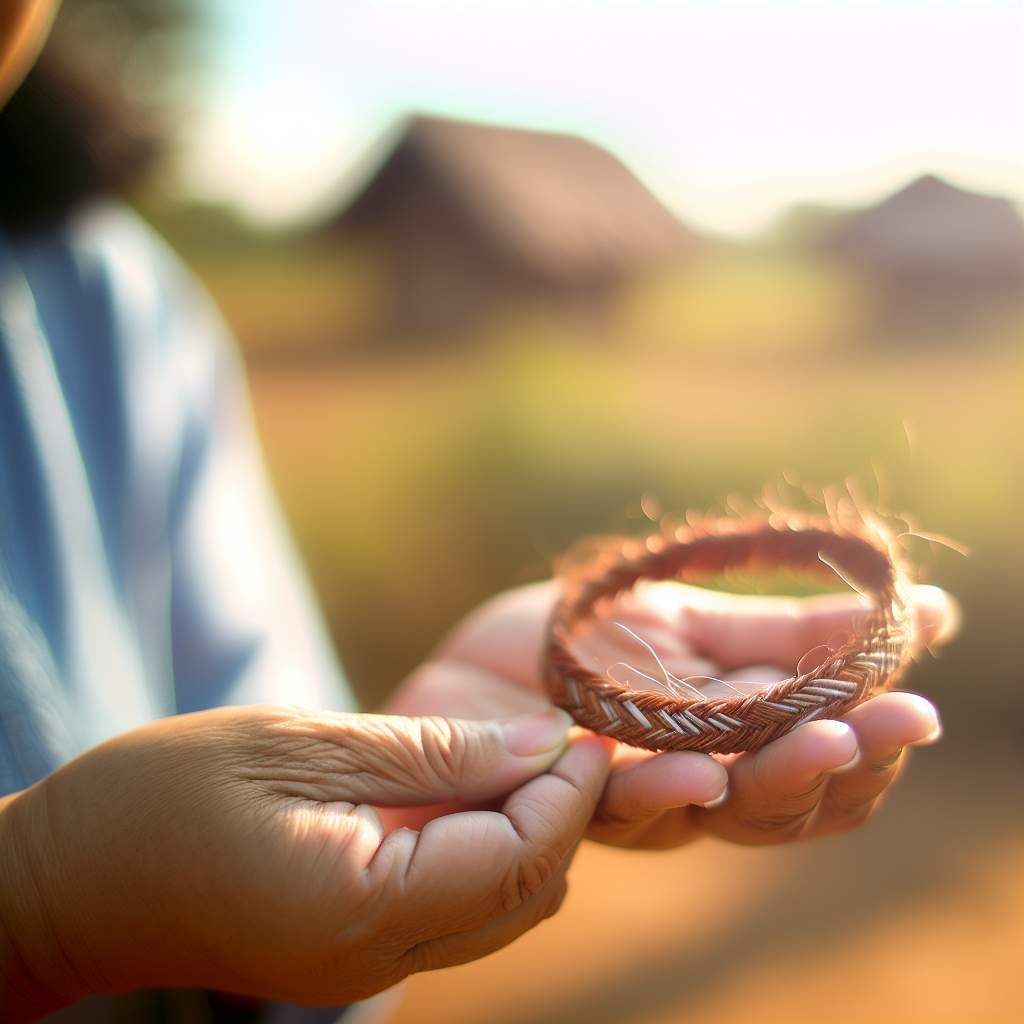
[
  {"left": 699, "top": 784, "right": 729, "bottom": 809},
  {"left": 503, "top": 709, "right": 574, "bottom": 757}
]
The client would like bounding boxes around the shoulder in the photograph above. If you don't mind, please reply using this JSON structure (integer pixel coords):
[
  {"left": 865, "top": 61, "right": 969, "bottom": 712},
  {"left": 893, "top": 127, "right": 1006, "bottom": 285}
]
[
  {"left": 6, "top": 201, "right": 245, "bottom": 515},
  {"left": 9, "top": 200, "right": 230, "bottom": 367},
  {"left": 58, "top": 202, "right": 237, "bottom": 413},
  {"left": 69, "top": 201, "right": 227, "bottom": 341}
]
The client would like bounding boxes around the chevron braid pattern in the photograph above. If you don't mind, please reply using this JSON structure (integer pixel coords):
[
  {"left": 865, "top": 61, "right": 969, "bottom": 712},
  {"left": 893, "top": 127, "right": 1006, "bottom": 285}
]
[{"left": 542, "top": 516, "right": 913, "bottom": 754}]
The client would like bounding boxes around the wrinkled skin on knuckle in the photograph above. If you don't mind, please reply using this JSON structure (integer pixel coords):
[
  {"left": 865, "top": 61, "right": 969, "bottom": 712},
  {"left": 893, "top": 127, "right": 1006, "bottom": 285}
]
[
  {"left": 502, "top": 840, "right": 563, "bottom": 911},
  {"left": 227, "top": 709, "right": 406, "bottom": 800},
  {"left": 413, "top": 716, "right": 469, "bottom": 792},
  {"left": 726, "top": 801, "right": 817, "bottom": 844},
  {"left": 237, "top": 710, "right": 496, "bottom": 804},
  {"left": 410, "top": 717, "right": 514, "bottom": 801},
  {"left": 221, "top": 707, "right": 339, "bottom": 790}
]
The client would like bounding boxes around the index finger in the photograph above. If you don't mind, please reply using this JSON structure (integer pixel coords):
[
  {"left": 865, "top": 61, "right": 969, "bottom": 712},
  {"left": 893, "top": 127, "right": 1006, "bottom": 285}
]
[
  {"left": 394, "top": 737, "right": 614, "bottom": 978},
  {"left": 500, "top": 732, "right": 614, "bottom": 894},
  {"left": 370, "top": 733, "right": 611, "bottom": 940}
]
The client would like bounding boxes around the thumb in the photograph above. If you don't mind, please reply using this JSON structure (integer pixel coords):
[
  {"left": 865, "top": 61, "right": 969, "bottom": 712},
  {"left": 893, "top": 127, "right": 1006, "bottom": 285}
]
[{"left": 279, "top": 708, "right": 575, "bottom": 806}]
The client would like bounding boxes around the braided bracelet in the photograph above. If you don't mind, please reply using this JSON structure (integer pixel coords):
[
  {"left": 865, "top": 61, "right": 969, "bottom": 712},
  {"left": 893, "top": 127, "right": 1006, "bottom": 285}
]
[{"left": 542, "top": 516, "right": 913, "bottom": 754}]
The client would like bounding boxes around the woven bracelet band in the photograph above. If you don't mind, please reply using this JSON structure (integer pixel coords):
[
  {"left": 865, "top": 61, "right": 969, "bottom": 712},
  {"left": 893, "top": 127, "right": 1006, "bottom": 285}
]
[{"left": 542, "top": 518, "right": 913, "bottom": 754}]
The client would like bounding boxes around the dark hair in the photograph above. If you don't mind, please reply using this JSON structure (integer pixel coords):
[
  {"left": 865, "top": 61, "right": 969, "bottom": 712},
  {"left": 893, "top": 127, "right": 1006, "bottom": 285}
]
[
  {"left": 0, "top": 48, "right": 158, "bottom": 233},
  {"left": 0, "top": 0, "right": 200, "bottom": 234}
]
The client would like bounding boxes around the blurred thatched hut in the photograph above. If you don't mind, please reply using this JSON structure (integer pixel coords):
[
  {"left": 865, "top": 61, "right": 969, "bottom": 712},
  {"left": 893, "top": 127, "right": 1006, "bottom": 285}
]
[
  {"left": 825, "top": 174, "right": 1024, "bottom": 330},
  {"left": 330, "top": 114, "right": 697, "bottom": 338}
]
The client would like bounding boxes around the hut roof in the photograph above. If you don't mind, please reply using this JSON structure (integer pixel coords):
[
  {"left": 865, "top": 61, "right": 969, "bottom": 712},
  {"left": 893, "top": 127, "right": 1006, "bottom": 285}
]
[
  {"left": 337, "top": 114, "right": 697, "bottom": 282},
  {"left": 828, "top": 174, "right": 1024, "bottom": 275}
]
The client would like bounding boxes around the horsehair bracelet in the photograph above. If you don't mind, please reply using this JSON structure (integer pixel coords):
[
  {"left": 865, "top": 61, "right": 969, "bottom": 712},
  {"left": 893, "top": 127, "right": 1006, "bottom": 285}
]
[{"left": 542, "top": 513, "right": 915, "bottom": 754}]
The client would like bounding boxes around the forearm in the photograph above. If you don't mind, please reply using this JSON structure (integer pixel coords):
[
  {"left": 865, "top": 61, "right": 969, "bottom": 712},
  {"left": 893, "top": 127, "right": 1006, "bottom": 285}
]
[{"left": 0, "top": 785, "right": 92, "bottom": 1020}]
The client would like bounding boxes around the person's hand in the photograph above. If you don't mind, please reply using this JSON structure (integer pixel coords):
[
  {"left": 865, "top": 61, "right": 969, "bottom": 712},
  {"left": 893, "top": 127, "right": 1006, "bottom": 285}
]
[
  {"left": 387, "top": 579, "right": 958, "bottom": 850},
  {"left": 0, "top": 704, "right": 610, "bottom": 1018}
]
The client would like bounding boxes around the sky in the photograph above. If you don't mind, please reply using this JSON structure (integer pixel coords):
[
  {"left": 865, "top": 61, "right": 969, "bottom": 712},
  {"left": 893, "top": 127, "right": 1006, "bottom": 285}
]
[{"left": 178, "top": 0, "right": 1024, "bottom": 238}]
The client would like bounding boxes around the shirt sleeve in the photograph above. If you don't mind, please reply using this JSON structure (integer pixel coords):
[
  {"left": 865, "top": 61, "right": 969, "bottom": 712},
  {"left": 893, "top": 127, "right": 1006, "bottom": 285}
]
[{"left": 157, "top": 238, "right": 354, "bottom": 715}]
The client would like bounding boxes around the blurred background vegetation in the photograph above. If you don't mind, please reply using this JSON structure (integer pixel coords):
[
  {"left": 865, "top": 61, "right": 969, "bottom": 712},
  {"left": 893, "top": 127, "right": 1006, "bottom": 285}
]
[
  {"left": 47, "top": 0, "right": 1024, "bottom": 1020},
  {"left": 175, "top": 158, "right": 1024, "bottom": 1024}
]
